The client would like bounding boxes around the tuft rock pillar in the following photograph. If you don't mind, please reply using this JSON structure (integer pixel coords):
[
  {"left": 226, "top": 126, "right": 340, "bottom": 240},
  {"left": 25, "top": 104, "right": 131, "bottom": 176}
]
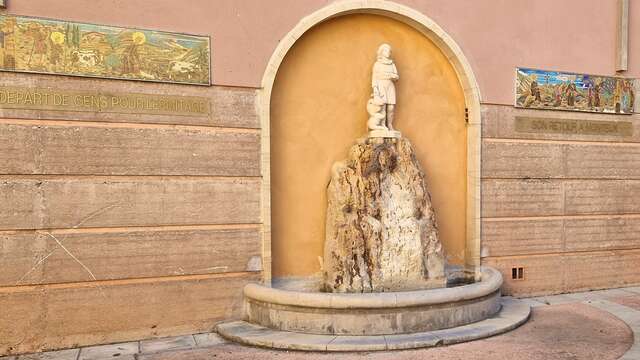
[{"left": 323, "top": 137, "right": 445, "bottom": 292}]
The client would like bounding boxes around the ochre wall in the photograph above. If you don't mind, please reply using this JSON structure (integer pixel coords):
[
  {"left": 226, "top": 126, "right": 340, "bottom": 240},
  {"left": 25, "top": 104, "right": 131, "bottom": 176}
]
[{"left": 271, "top": 14, "right": 466, "bottom": 278}]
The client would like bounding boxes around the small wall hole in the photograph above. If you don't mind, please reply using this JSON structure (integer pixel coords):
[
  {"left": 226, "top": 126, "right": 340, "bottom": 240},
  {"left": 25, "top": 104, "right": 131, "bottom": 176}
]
[{"left": 511, "top": 267, "right": 525, "bottom": 280}]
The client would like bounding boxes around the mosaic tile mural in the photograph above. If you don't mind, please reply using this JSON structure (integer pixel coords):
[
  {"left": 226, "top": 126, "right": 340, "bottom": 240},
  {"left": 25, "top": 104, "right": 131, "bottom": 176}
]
[
  {"left": 516, "top": 68, "right": 636, "bottom": 114},
  {"left": 0, "top": 14, "right": 210, "bottom": 85}
]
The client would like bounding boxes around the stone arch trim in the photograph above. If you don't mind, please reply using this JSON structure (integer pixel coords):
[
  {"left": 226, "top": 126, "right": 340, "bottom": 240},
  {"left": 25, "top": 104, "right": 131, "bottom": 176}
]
[{"left": 260, "top": 0, "right": 482, "bottom": 283}]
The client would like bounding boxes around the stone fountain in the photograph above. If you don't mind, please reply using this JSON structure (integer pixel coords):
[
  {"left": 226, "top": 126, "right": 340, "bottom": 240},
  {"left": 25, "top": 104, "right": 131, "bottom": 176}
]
[
  {"left": 323, "top": 45, "right": 443, "bottom": 293},
  {"left": 217, "top": 44, "right": 530, "bottom": 351}
]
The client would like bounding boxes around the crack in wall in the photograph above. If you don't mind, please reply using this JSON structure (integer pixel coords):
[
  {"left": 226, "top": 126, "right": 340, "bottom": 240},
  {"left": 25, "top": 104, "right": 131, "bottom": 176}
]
[{"left": 14, "top": 203, "right": 121, "bottom": 286}]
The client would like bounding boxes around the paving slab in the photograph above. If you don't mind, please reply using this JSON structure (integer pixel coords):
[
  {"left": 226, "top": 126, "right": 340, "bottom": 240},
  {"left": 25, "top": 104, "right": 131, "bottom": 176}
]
[
  {"left": 624, "top": 286, "right": 640, "bottom": 295},
  {"left": 517, "top": 298, "right": 548, "bottom": 308},
  {"left": 78, "top": 342, "right": 138, "bottom": 360},
  {"left": 384, "top": 331, "right": 441, "bottom": 350},
  {"left": 140, "top": 336, "right": 196, "bottom": 354},
  {"left": 530, "top": 294, "right": 577, "bottom": 305},
  {"left": 17, "top": 349, "right": 79, "bottom": 360},
  {"left": 325, "top": 335, "right": 387, "bottom": 352},
  {"left": 620, "top": 348, "right": 640, "bottom": 360},
  {"left": 565, "top": 288, "right": 637, "bottom": 302},
  {"left": 267, "top": 331, "right": 337, "bottom": 351},
  {"left": 193, "top": 333, "right": 227, "bottom": 347}
]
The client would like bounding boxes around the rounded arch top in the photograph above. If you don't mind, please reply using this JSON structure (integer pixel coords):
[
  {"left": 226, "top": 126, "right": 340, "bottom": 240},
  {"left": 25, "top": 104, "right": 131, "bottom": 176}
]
[{"left": 260, "top": 0, "right": 481, "bottom": 113}]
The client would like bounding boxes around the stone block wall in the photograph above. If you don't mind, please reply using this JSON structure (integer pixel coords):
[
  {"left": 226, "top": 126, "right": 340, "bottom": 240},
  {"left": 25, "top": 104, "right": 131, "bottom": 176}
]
[
  {"left": 481, "top": 104, "right": 640, "bottom": 297},
  {"left": 1, "top": 74, "right": 638, "bottom": 355},
  {"left": 0, "top": 72, "right": 261, "bottom": 355}
]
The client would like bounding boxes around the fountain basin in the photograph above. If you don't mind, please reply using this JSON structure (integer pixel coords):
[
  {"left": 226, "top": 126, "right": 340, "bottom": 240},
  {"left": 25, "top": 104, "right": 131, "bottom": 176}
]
[
  {"left": 243, "top": 267, "right": 503, "bottom": 336},
  {"left": 218, "top": 266, "right": 530, "bottom": 351}
]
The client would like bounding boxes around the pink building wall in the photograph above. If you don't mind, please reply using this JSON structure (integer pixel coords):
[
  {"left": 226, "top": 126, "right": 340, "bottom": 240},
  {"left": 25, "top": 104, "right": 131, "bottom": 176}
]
[{"left": 7, "top": 0, "right": 639, "bottom": 106}]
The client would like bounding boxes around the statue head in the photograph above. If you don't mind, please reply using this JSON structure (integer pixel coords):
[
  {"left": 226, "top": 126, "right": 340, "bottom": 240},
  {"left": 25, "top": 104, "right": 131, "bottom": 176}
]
[{"left": 377, "top": 43, "right": 392, "bottom": 60}]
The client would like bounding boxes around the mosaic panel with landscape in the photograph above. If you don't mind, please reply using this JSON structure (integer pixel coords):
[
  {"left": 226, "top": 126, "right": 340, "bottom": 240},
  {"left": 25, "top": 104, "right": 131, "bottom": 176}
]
[
  {"left": 0, "top": 14, "right": 210, "bottom": 85},
  {"left": 516, "top": 68, "right": 636, "bottom": 114}
]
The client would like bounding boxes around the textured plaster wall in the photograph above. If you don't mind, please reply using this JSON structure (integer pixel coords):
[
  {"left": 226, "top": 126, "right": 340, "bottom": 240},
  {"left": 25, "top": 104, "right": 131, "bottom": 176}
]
[
  {"left": 6, "top": 0, "right": 639, "bottom": 105},
  {"left": 270, "top": 14, "right": 466, "bottom": 278}
]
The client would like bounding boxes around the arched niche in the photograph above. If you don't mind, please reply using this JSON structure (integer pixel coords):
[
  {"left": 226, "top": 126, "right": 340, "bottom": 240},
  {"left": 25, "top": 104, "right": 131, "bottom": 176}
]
[{"left": 260, "top": 0, "right": 482, "bottom": 284}]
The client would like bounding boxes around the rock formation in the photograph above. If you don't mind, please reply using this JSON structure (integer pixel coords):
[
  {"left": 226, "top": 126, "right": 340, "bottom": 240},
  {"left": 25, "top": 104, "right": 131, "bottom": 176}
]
[{"left": 323, "top": 137, "right": 445, "bottom": 293}]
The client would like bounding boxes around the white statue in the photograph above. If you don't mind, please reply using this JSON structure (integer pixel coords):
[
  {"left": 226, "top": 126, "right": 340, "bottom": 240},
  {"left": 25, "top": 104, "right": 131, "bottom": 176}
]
[{"left": 368, "top": 44, "right": 400, "bottom": 138}]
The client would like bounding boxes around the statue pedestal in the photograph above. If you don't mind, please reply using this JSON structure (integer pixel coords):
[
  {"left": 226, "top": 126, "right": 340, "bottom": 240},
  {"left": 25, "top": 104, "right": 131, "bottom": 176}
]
[{"left": 368, "top": 129, "right": 401, "bottom": 138}]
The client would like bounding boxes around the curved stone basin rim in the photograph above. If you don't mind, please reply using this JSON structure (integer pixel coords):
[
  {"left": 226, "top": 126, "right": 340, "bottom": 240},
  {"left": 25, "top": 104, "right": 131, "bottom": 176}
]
[{"left": 244, "top": 266, "right": 502, "bottom": 309}]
